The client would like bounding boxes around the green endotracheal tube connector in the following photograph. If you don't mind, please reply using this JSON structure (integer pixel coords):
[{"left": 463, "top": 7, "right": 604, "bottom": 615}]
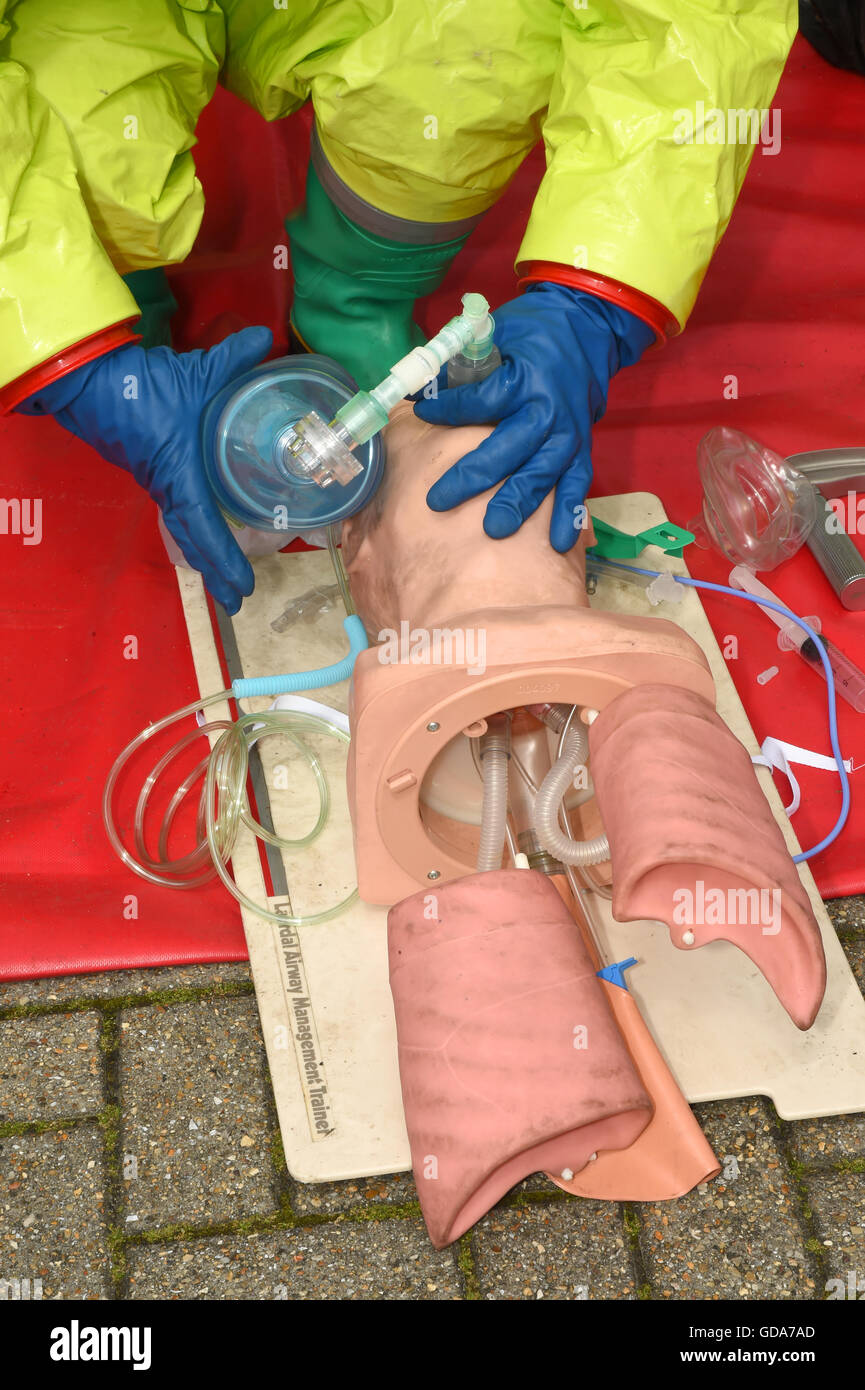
[{"left": 282, "top": 292, "right": 499, "bottom": 488}]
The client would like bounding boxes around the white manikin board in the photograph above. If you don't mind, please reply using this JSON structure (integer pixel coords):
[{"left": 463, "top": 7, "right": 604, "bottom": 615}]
[{"left": 176, "top": 492, "right": 865, "bottom": 1183}]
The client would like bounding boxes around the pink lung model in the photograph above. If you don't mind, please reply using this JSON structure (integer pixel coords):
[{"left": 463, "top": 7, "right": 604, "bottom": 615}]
[
  {"left": 588, "top": 683, "right": 826, "bottom": 1030},
  {"left": 388, "top": 868, "right": 653, "bottom": 1249}
]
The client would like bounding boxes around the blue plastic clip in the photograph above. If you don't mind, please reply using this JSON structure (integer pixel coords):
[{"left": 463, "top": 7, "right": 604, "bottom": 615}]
[{"left": 596, "top": 956, "right": 639, "bottom": 991}]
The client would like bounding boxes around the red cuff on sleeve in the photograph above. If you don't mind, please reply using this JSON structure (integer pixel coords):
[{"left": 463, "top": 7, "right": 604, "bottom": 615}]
[
  {"left": 515, "top": 262, "right": 680, "bottom": 345},
  {"left": 0, "top": 319, "right": 141, "bottom": 415}
]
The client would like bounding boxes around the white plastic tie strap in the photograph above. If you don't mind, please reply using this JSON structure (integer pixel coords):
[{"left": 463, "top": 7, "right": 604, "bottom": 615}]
[
  {"left": 752, "top": 735, "right": 859, "bottom": 816},
  {"left": 266, "top": 694, "right": 351, "bottom": 735},
  {"left": 248, "top": 695, "right": 351, "bottom": 737}
]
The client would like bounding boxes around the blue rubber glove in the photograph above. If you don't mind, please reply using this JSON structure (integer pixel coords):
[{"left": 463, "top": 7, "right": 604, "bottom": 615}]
[
  {"left": 413, "top": 283, "right": 655, "bottom": 552},
  {"left": 18, "top": 327, "right": 273, "bottom": 613}
]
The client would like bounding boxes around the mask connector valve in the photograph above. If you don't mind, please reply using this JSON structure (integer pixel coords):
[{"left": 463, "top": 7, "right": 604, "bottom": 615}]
[
  {"left": 278, "top": 414, "right": 362, "bottom": 488},
  {"left": 283, "top": 291, "right": 499, "bottom": 491}
]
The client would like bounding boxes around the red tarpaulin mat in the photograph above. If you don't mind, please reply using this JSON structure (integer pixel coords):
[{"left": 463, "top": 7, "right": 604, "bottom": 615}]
[{"left": 1, "top": 35, "right": 863, "bottom": 980}]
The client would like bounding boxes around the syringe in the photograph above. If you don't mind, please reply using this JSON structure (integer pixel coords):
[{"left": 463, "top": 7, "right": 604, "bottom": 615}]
[
  {"left": 789, "top": 632, "right": 865, "bottom": 712},
  {"left": 279, "top": 293, "right": 498, "bottom": 489},
  {"left": 729, "top": 565, "right": 865, "bottom": 713}
]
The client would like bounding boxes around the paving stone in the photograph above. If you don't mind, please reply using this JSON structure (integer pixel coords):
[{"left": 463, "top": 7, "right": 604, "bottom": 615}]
[
  {"left": 826, "top": 897, "right": 865, "bottom": 934},
  {"left": 636, "top": 1097, "right": 814, "bottom": 1299},
  {"left": 126, "top": 1220, "right": 462, "bottom": 1299},
  {"left": 839, "top": 931, "right": 865, "bottom": 994},
  {"left": 0, "top": 1013, "right": 102, "bottom": 1124},
  {"left": 1, "top": 898, "right": 861, "bottom": 1303},
  {"left": 120, "top": 995, "right": 277, "bottom": 1228},
  {"left": 783, "top": 920, "right": 865, "bottom": 1166},
  {"left": 511, "top": 1172, "right": 563, "bottom": 1197},
  {"left": 804, "top": 1169, "right": 865, "bottom": 1297},
  {"left": 786, "top": 1115, "right": 865, "bottom": 1166},
  {"left": 474, "top": 1198, "right": 635, "bottom": 1300},
  {"left": 0, "top": 1125, "right": 109, "bottom": 1299},
  {"left": 0, "top": 962, "right": 251, "bottom": 1009},
  {"left": 288, "top": 1165, "right": 562, "bottom": 1218},
  {"left": 289, "top": 1169, "right": 417, "bottom": 1215}
]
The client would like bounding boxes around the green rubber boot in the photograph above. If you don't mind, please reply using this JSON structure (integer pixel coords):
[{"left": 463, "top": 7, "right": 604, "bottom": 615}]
[
  {"left": 122, "top": 267, "right": 178, "bottom": 349},
  {"left": 287, "top": 163, "right": 470, "bottom": 389}
]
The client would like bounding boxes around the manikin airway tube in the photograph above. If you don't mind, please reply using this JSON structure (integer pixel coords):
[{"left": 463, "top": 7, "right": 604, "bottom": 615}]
[
  {"left": 533, "top": 724, "right": 610, "bottom": 866},
  {"left": 477, "top": 725, "right": 510, "bottom": 872}
]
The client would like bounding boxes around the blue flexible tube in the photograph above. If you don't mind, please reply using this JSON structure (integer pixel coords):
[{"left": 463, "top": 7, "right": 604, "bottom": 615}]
[
  {"left": 232, "top": 615, "right": 369, "bottom": 699},
  {"left": 597, "top": 559, "right": 851, "bottom": 864}
]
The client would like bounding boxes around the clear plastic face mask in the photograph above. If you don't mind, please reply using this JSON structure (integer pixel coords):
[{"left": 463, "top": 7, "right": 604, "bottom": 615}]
[
  {"left": 691, "top": 425, "right": 817, "bottom": 571},
  {"left": 201, "top": 354, "right": 384, "bottom": 534}
]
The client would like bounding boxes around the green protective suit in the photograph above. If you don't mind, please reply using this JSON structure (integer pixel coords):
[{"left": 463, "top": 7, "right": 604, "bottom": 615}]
[{"left": 0, "top": 0, "right": 797, "bottom": 397}]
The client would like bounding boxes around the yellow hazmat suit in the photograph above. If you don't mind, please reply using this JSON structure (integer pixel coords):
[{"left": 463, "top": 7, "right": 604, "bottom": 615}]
[{"left": 0, "top": 0, "right": 796, "bottom": 404}]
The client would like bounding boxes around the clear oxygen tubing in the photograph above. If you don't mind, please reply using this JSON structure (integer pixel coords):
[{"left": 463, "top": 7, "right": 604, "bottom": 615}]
[
  {"left": 476, "top": 716, "right": 511, "bottom": 872},
  {"left": 509, "top": 729, "right": 596, "bottom": 813},
  {"left": 102, "top": 696, "right": 358, "bottom": 926},
  {"left": 467, "top": 732, "right": 519, "bottom": 866},
  {"left": 202, "top": 709, "right": 356, "bottom": 927},
  {"left": 552, "top": 706, "right": 613, "bottom": 899},
  {"left": 596, "top": 559, "right": 851, "bottom": 863},
  {"left": 562, "top": 861, "right": 607, "bottom": 966},
  {"left": 103, "top": 548, "right": 369, "bottom": 924},
  {"left": 509, "top": 724, "right": 612, "bottom": 959},
  {"left": 510, "top": 734, "right": 612, "bottom": 899},
  {"left": 532, "top": 720, "right": 611, "bottom": 866},
  {"left": 327, "top": 524, "right": 355, "bottom": 616}
]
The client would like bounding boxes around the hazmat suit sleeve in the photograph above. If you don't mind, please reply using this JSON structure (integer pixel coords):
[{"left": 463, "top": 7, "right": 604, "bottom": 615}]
[
  {"left": 220, "top": 0, "right": 796, "bottom": 336},
  {"left": 0, "top": 0, "right": 225, "bottom": 407},
  {"left": 517, "top": 0, "right": 798, "bottom": 334}
]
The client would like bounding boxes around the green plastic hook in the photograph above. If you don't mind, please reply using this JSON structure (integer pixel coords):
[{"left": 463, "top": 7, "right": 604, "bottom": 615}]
[{"left": 588, "top": 517, "right": 694, "bottom": 560}]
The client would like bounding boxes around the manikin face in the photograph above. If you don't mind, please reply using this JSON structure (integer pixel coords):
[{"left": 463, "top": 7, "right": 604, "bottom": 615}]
[{"left": 341, "top": 400, "right": 591, "bottom": 635}]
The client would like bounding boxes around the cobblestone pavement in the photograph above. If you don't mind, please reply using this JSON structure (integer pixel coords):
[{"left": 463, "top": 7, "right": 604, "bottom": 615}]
[{"left": 1, "top": 904, "right": 863, "bottom": 1301}]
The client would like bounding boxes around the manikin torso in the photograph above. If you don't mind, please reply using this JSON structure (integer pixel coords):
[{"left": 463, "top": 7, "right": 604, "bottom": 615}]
[
  {"left": 340, "top": 400, "right": 590, "bottom": 634},
  {"left": 340, "top": 399, "right": 825, "bottom": 1033}
]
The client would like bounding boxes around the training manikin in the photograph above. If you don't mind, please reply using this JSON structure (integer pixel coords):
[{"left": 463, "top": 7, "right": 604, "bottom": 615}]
[
  {"left": 341, "top": 401, "right": 591, "bottom": 632},
  {"left": 341, "top": 401, "right": 827, "bottom": 1247}
]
